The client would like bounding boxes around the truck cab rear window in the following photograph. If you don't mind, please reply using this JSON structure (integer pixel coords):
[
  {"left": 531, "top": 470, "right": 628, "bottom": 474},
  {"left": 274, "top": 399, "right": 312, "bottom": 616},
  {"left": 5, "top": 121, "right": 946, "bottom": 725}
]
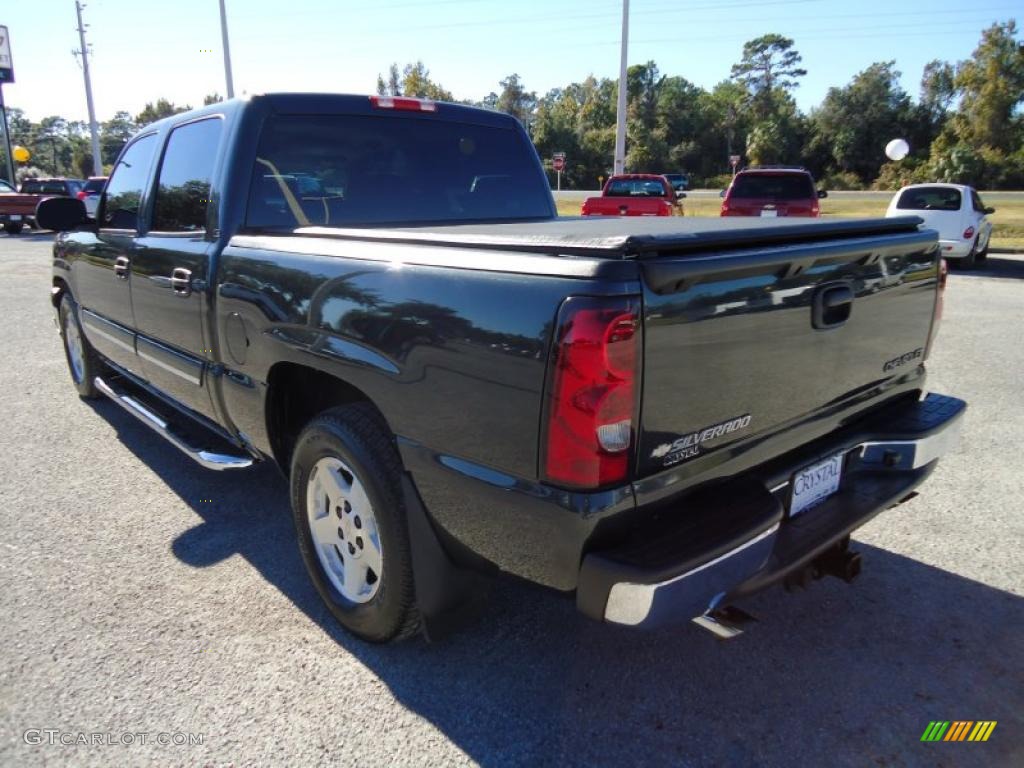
[
  {"left": 605, "top": 180, "right": 665, "bottom": 197},
  {"left": 22, "top": 180, "right": 71, "bottom": 195},
  {"left": 246, "top": 114, "right": 551, "bottom": 229}
]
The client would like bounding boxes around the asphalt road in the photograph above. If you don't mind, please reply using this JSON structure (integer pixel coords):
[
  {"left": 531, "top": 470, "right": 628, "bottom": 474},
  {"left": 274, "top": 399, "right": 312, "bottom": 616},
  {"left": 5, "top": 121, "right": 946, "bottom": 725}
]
[{"left": 1, "top": 234, "right": 1021, "bottom": 767}]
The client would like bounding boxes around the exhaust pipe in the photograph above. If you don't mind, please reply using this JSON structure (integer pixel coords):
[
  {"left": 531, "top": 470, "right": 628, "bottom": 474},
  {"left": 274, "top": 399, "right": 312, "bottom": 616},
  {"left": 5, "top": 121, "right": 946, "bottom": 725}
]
[{"left": 692, "top": 605, "right": 756, "bottom": 639}]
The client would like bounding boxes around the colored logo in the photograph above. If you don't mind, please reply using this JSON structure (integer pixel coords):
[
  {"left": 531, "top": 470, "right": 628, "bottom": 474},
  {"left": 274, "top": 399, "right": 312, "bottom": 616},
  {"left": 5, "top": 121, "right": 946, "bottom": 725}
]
[{"left": 921, "top": 721, "right": 997, "bottom": 742}]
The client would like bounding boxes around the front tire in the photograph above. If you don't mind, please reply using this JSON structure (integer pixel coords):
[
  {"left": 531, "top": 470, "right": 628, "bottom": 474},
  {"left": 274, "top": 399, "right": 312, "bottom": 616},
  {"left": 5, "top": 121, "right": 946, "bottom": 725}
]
[
  {"left": 58, "top": 293, "right": 101, "bottom": 399},
  {"left": 290, "top": 404, "right": 420, "bottom": 643}
]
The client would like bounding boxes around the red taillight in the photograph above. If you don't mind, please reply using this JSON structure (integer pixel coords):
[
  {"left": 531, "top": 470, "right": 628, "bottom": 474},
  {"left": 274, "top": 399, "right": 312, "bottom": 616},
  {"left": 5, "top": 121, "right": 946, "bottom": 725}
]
[
  {"left": 811, "top": 202, "right": 820, "bottom": 216},
  {"left": 542, "top": 296, "right": 641, "bottom": 489},
  {"left": 925, "top": 257, "right": 948, "bottom": 359},
  {"left": 76, "top": 190, "right": 87, "bottom": 200},
  {"left": 963, "top": 226, "right": 975, "bottom": 240},
  {"left": 369, "top": 95, "right": 438, "bottom": 112},
  {"left": 720, "top": 202, "right": 730, "bottom": 216}
]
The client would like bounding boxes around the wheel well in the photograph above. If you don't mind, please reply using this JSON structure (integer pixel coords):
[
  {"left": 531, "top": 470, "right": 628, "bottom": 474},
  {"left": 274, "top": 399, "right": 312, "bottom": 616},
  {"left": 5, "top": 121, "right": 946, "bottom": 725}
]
[
  {"left": 265, "top": 362, "right": 384, "bottom": 471},
  {"left": 52, "top": 277, "right": 70, "bottom": 308}
]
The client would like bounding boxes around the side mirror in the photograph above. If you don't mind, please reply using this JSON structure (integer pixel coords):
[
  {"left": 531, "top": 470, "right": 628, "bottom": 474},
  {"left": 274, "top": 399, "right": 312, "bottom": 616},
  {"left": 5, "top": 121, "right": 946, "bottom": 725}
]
[
  {"left": 676, "top": 191, "right": 687, "bottom": 199},
  {"left": 984, "top": 206, "right": 996, "bottom": 215},
  {"left": 817, "top": 190, "right": 829, "bottom": 199},
  {"left": 36, "top": 196, "right": 87, "bottom": 231},
  {"left": 719, "top": 189, "right": 726, "bottom": 198}
]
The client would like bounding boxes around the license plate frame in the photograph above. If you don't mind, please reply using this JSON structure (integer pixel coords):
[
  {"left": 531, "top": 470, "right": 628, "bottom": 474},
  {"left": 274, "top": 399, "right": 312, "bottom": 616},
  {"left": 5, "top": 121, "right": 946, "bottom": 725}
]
[{"left": 789, "top": 451, "right": 844, "bottom": 517}]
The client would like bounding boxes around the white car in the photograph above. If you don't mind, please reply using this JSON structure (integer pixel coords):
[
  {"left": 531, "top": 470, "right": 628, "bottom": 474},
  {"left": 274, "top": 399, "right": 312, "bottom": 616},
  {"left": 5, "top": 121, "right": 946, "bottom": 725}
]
[
  {"left": 78, "top": 176, "right": 108, "bottom": 219},
  {"left": 886, "top": 183, "right": 994, "bottom": 268}
]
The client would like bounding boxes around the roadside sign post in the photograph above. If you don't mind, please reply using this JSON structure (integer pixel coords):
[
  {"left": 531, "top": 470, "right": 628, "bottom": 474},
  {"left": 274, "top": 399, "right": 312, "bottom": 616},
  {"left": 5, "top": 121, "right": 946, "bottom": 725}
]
[
  {"left": 729, "top": 154, "right": 741, "bottom": 176},
  {"left": 552, "top": 152, "right": 566, "bottom": 193},
  {"left": 0, "top": 24, "right": 16, "bottom": 185}
]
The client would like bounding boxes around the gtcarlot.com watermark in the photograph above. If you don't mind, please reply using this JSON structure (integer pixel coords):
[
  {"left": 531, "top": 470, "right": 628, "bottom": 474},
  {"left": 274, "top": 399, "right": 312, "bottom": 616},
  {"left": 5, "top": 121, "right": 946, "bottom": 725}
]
[{"left": 24, "top": 729, "right": 204, "bottom": 747}]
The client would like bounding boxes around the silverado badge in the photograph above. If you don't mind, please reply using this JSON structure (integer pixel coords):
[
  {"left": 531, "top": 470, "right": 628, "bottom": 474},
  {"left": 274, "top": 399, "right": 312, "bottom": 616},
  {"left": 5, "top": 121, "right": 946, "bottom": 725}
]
[{"left": 651, "top": 414, "right": 752, "bottom": 467}]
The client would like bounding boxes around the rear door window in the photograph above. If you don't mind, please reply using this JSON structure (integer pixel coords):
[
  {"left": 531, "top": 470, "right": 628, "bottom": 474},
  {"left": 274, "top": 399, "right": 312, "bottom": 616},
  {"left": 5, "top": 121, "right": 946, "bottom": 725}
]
[
  {"left": 21, "top": 180, "right": 71, "bottom": 195},
  {"left": 151, "top": 117, "right": 224, "bottom": 232},
  {"left": 101, "top": 134, "right": 159, "bottom": 230},
  {"left": 246, "top": 113, "right": 552, "bottom": 229},
  {"left": 895, "top": 187, "right": 962, "bottom": 212}
]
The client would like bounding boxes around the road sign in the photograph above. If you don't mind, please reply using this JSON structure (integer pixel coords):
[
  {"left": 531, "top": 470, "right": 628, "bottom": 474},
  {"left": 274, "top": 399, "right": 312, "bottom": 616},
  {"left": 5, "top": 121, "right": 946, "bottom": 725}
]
[
  {"left": 0, "top": 26, "right": 14, "bottom": 83},
  {"left": 729, "top": 154, "right": 740, "bottom": 168},
  {"left": 552, "top": 156, "right": 565, "bottom": 172}
]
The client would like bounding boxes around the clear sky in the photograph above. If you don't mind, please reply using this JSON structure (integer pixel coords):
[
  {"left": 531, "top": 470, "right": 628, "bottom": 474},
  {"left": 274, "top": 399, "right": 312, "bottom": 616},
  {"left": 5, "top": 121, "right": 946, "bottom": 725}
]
[{"left": 1, "top": 0, "right": 1018, "bottom": 123}]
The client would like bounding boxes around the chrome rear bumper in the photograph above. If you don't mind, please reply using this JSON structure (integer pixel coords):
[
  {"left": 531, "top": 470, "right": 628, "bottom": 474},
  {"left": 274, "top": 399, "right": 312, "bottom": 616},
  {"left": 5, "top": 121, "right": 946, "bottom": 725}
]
[{"left": 579, "top": 393, "right": 965, "bottom": 630}]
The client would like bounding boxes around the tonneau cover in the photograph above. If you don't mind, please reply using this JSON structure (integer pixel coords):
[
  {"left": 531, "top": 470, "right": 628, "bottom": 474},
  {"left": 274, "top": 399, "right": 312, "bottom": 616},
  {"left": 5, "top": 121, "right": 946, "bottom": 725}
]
[{"left": 293, "top": 216, "right": 924, "bottom": 258}]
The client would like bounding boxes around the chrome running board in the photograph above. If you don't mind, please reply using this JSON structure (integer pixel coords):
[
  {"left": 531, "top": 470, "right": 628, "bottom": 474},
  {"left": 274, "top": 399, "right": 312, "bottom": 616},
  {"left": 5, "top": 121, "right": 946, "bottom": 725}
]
[{"left": 95, "top": 375, "right": 254, "bottom": 470}]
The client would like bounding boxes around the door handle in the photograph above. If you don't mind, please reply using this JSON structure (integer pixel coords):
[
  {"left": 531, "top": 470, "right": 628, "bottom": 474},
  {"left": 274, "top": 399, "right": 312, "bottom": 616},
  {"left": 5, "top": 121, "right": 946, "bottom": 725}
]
[
  {"left": 169, "top": 267, "right": 192, "bottom": 297},
  {"left": 114, "top": 256, "right": 130, "bottom": 280}
]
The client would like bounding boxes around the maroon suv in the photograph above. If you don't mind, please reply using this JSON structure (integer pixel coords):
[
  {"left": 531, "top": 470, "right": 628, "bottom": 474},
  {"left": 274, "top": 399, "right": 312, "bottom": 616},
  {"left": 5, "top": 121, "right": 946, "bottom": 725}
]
[{"left": 720, "top": 167, "right": 827, "bottom": 218}]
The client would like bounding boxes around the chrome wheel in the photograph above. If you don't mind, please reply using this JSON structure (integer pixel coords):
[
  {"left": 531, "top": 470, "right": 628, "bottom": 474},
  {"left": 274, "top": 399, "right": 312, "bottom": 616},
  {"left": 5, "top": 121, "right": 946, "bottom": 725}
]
[
  {"left": 64, "top": 310, "right": 85, "bottom": 384},
  {"left": 306, "top": 456, "right": 383, "bottom": 603}
]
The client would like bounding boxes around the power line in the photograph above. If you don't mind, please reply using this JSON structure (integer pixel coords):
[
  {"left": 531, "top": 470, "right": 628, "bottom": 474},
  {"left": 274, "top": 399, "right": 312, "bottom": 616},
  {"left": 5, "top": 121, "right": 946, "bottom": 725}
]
[
  {"left": 605, "top": 17, "right": 1012, "bottom": 48},
  {"left": 231, "top": 0, "right": 827, "bottom": 40}
]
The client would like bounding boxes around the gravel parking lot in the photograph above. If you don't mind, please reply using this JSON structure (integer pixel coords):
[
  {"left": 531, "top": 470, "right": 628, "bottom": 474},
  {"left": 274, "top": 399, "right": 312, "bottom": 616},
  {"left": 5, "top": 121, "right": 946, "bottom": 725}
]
[{"left": 1, "top": 234, "right": 1021, "bottom": 767}]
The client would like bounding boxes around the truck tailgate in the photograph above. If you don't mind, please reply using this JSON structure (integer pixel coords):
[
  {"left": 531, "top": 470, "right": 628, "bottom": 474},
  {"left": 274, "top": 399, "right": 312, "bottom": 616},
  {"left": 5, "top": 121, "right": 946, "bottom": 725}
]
[
  {"left": 583, "top": 197, "right": 669, "bottom": 217},
  {"left": 637, "top": 226, "right": 940, "bottom": 477}
]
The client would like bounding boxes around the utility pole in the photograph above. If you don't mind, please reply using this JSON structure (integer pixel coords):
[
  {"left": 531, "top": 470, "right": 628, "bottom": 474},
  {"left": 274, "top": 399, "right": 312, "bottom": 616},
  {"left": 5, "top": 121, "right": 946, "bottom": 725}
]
[
  {"left": 613, "top": 0, "right": 629, "bottom": 175},
  {"left": 219, "top": 0, "right": 235, "bottom": 98},
  {"left": 74, "top": 1, "right": 102, "bottom": 176}
]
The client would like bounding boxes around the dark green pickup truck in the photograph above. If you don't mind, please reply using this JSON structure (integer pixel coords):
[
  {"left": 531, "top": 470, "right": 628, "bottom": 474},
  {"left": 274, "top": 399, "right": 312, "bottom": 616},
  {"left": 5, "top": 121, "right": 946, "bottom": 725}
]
[{"left": 39, "top": 94, "right": 964, "bottom": 643}]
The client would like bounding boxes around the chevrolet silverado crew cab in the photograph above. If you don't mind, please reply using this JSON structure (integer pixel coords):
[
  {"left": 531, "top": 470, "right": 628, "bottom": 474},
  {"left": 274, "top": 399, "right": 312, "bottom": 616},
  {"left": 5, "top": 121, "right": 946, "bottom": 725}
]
[{"left": 39, "top": 94, "right": 965, "bottom": 643}]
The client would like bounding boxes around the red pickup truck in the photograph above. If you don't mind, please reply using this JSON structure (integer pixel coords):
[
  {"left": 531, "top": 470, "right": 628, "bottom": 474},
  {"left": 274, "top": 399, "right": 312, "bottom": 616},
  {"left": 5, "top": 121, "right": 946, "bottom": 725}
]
[
  {"left": 0, "top": 178, "right": 84, "bottom": 234},
  {"left": 581, "top": 174, "right": 685, "bottom": 217}
]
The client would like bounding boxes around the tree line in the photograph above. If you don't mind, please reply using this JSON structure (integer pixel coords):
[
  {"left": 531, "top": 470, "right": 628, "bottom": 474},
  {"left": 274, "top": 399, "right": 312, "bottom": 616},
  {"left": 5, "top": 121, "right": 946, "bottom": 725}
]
[{"left": 3, "top": 20, "right": 1021, "bottom": 190}]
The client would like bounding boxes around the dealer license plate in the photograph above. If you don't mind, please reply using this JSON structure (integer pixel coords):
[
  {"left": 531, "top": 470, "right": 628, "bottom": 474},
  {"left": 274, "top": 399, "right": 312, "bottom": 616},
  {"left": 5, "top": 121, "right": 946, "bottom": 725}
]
[
  {"left": 789, "top": 452, "right": 843, "bottom": 517},
  {"left": 9, "top": 215, "right": 21, "bottom": 221},
  {"left": 760, "top": 209, "right": 777, "bottom": 217}
]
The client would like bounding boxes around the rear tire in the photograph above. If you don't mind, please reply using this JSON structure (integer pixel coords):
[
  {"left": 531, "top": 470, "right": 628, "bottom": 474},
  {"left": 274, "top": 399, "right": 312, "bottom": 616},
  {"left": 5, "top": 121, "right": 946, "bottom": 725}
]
[
  {"left": 960, "top": 238, "right": 979, "bottom": 269},
  {"left": 4, "top": 223, "right": 23, "bottom": 235},
  {"left": 58, "top": 293, "right": 101, "bottom": 399},
  {"left": 290, "top": 403, "right": 420, "bottom": 643}
]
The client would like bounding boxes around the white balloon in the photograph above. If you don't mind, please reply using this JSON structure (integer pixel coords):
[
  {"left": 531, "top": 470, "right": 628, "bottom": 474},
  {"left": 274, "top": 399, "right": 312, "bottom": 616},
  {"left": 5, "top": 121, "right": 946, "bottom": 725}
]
[{"left": 886, "top": 138, "right": 910, "bottom": 161}]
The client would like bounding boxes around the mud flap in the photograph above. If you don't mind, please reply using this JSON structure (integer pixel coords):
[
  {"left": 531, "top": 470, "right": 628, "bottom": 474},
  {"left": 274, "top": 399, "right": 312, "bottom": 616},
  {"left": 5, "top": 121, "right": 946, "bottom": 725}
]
[{"left": 401, "top": 474, "right": 489, "bottom": 641}]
